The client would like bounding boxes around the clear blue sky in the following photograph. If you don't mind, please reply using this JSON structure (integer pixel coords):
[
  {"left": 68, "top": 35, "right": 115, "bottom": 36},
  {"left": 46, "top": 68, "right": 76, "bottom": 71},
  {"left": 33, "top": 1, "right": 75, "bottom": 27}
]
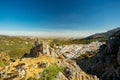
[{"left": 0, "top": 0, "right": 120, "bottom": 37}]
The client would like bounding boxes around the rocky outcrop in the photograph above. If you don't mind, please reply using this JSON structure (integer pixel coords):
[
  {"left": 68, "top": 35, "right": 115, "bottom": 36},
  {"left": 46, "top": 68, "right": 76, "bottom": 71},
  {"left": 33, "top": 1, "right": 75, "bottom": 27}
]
[
  {"left": 77, "top": 30, "right": 120, "bottom": 80},
  {"left": 56, "top": 59, "right": 99, "bottom": 80},
  {"left": 28, "top": 40, "right": 103, "bottom": 59},
  {"left": 51, "top": 41, "right": 103, "bottom": 59},
  {"left": 29, "top": 40, "right": 43, "bottom": 57}
]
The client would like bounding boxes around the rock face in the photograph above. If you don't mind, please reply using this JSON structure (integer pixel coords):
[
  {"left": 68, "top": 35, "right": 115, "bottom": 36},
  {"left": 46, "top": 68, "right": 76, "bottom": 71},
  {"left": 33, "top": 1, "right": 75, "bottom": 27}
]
[
  {"left": 77, "top": 30, "right": 120, "bottom": 80},
  {"left": 117, "top": 48, "right": 120, "bottom": 65}
]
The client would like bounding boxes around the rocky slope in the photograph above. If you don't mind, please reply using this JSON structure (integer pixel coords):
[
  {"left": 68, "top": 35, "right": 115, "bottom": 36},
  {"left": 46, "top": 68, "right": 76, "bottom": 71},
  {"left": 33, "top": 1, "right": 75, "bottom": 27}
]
[{"left": 0, "top": 54, "right": 99, "bottom": 80}]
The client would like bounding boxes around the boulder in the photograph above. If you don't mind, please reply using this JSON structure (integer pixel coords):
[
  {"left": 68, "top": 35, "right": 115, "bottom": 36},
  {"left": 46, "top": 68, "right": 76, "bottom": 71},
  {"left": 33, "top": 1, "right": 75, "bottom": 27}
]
[
  {"left": 64, "top": 67, "right": 73, "bottom": 79},
  {"left": 37, "top": 61, "right": 49, "bottom": 68},
  {"left": 18, "top": 68, "right": 26, "bottom": 78}
]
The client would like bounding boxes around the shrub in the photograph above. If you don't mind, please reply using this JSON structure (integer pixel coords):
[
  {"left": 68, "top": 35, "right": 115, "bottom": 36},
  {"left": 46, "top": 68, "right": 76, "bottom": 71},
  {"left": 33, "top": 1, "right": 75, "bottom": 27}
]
[
  {"left": 10, "top": 58, "right": 16, "bottom": 62},
  {"left": 27, "top": 77, "right": 36, "bottom": 80},
  {"left": 40, "top": 64, "right": 63, "bottom": 80}
]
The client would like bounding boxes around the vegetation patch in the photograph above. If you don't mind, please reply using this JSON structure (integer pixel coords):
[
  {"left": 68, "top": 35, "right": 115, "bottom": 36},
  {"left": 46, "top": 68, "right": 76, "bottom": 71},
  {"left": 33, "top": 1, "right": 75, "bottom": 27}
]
[
  {"left": 50, "top": 38, "right": 106, "bottom": 46},
  {"left": 27, "top": 77, "right": 36, "bottom": 80},
  {"left": 0, "top": 36, "right": 34, "bottom": 59},
  {"left": 77, "top": 51, "right": 97, "bottom": 61},
  {"left": 40, "top": 64, "right": 63, "bottom": 80},
  {"left": 0, "top": 52, "right": 10, "bottom": 67},
  {"left": 0, "top": 60, "right": 8, "bottom": 67}
]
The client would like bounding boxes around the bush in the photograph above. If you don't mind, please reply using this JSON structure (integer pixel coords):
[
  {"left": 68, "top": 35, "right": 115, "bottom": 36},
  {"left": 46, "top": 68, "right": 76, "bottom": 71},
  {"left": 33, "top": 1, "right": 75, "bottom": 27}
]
[
  {"left": 27, "top": 77, "right": 36, "bottom": 80},
  {"left": 10, "top": 58, "right": 16, "bottom": 62},
  {"left": 40, "top": 64, "right": 63, "bottom": 80}
]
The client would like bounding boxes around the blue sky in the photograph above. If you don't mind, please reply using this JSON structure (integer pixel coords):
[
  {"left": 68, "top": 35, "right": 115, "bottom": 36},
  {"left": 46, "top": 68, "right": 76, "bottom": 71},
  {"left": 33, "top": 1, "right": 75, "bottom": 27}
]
[{"left": 0, "top": 0, "right": 120, "bottom": 37}]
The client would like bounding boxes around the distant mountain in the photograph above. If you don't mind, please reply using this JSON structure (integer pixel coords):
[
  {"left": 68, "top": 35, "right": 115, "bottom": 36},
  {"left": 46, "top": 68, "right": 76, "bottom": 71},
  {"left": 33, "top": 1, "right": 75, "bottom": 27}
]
[{"left": 85, "top": 27, "right": 120, "bottom": 39}]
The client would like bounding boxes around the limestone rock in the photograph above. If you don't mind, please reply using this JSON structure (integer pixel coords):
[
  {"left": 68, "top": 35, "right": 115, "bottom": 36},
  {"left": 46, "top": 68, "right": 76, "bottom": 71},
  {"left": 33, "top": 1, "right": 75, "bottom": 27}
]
[{"left": 18, "top": 68, "right": 26, "bottom": 78}]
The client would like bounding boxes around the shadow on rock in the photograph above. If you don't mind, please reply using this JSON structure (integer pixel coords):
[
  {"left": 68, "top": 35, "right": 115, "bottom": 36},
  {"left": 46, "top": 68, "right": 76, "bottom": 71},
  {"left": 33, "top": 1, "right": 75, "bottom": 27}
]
[{"left": 21, "top": 40, "right": 44, "bottom": 59}]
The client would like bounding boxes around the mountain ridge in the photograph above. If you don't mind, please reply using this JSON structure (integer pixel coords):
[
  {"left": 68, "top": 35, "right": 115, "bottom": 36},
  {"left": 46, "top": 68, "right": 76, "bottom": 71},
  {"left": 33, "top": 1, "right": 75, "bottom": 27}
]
[{"left": 85, "top": 27, "right": 120, "bottom": 39}]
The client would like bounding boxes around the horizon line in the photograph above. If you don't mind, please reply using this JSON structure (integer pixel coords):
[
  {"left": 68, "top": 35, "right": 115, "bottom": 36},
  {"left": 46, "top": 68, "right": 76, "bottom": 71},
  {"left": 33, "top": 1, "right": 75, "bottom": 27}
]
[{"left": 0, "top": 30, "right": 105, "bottom": 38}]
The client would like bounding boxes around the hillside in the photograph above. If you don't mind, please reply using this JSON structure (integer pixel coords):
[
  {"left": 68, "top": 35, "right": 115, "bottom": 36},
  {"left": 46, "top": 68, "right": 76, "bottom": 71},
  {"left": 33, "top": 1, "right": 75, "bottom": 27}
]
[
  {"left": 0, "top": 36, "right": 34, "bottom": 60},
  {"left": 0, "top": 35, "right": 102, "bottom": 61},
  {"left": 0, "top": 40, "right": 100, "bottom": 80},
  {"left": 86, "top": 27, "right": 120, "bottom": 39}
]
